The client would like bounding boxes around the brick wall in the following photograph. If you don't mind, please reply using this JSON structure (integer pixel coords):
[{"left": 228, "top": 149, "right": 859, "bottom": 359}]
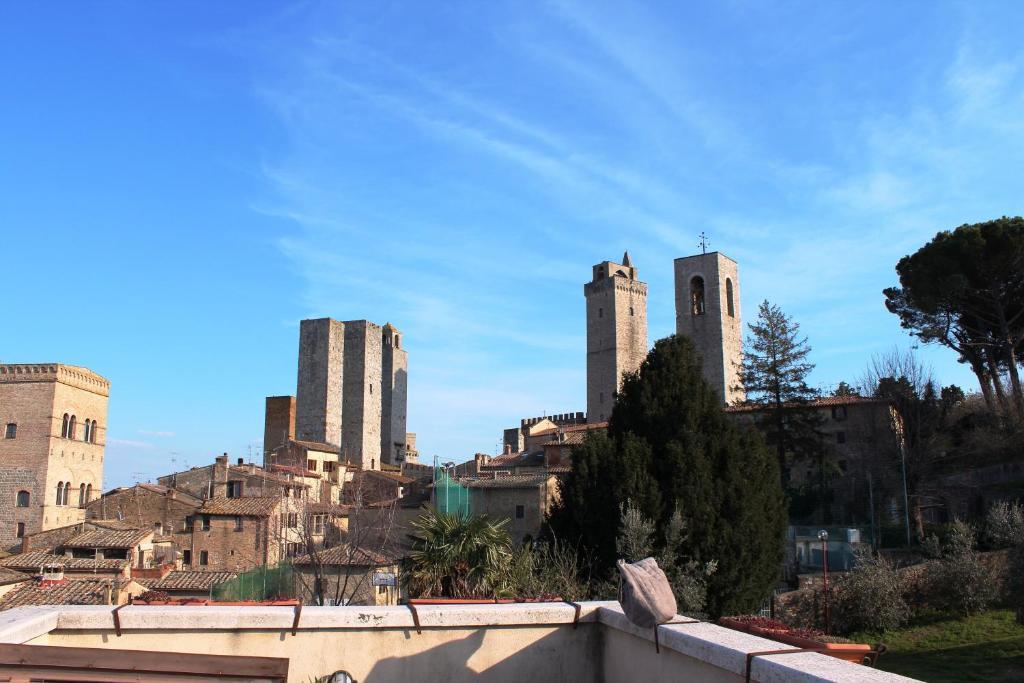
[{"left": 263, "top": 396, "right": 296, "bottom": 462}]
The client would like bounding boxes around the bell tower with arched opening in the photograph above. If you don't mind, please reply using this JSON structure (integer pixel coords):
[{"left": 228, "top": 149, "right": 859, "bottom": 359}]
[
  {"left": 674, "top": 251, "right": 744, "bottom": 405},
  {"left": 584, "top": 251, "right": 648, "bottom": 423}
]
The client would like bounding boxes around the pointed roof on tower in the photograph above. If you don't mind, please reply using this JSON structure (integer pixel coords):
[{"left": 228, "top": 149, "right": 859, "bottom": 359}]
[{"left": 622, "top": 251, "right": 633, "bottom": 267}]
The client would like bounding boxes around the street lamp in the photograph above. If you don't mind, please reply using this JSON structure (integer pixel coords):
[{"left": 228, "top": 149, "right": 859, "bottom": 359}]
[{"left": 818, "top": 530, "right": 830, "bottom": 634}]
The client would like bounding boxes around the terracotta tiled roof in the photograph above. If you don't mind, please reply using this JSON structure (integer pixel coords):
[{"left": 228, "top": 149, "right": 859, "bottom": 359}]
[
  {"left": 291, "top": 440, "right": 340, "bottom": 453},
  {"left": 148, "top": 571, "right": 237, "bottom": 592},
  {"left": 198, "top": 497, "right": 281, "bottom": 516},
  {"left": 87, "top": 519, "right": 147, "bottom": 531},
  {"left": 307, "top": 502, "right": 351, "bottom": 515},
  {"left": 547, "top": 464, "right": 572, "bottom": 473},
  {"left": 462, "top": 473, "right": 553, "bottom": 489},
  {"left": 269, "top": 463, "right": 321, "bottom": 478},
  {"left": 293, "top": 545, "right": 397, "bottom": 567},
  {"left": 0, "top": 578, "right": 127, "bottom": 610},
  {"left": 0, "top": 552, "right": 128, "bottom": 572},
  {"left": 363, "top": 470, "right": 414, "bottom": 485},
  {"left": 0, "top": 567, "right": 29, "bottom": 586},
  {"left": 64, "top": 529, "right": 151, "bottom": 549}
]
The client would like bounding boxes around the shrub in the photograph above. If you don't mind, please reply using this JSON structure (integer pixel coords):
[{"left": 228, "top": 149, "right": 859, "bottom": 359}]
[
  {"left": 985, "top": 501, "right": 1024, "bottom": 548},
  {"left": 1007, "top": 541, "right": 1024, "bottom": 625},
  {"left": 832, "top": 548, "right": 908, "bottom": 634},
  {"left": 924, "top": 520, "right": 997, "bottom": 616},
  {"left": 407, "top": 509, "right": 512, "bottom": 598}
]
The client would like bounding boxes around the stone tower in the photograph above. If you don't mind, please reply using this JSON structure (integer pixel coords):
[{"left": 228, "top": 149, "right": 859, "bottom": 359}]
[
  {"left": 380, "top": 324, "right": 408, "bottom": 465},
  {"left": 294, "top": 318, "right": 408, "bottom": 471},
  {"left": 584, "top": 252, "right": 648, "bottom": 423},
  {"left": 295, "top": 318, "right": 345, "bottom": 447},
  {"left": 0, "top": 364, "right": 109, "bottom": 551},
  {"left": 674, "top": 252, "right": 744, "bottom": 405}
]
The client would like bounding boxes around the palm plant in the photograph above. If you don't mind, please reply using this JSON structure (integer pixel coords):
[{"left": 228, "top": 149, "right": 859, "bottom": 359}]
[{"left": 407, "top": 508, "right": 513, "bottom": 598}]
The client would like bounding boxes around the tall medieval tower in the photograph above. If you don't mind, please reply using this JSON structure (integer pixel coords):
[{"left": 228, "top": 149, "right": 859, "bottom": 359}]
[
  {"left": 293, "top": 318, "right": 408, "bottom": 470},
  {"left": 585, "top": 252, "right": 648, "bottom": 423},
  {"left": 674, "top": 252, "right": 744, "bottom": 405}
]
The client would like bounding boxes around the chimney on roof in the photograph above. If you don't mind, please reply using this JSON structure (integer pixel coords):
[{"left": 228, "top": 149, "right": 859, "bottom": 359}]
[
  {"left": 216, "top": 453, "right": 228, "bottom": 466},
  {"left": 237, "top": 457, "right": 244, "bottom": 465}
]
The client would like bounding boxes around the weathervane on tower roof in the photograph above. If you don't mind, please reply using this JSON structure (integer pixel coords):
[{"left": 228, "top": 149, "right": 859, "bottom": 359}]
[{"left": 698, "top": 231, "right": 710, "bottom": 255}]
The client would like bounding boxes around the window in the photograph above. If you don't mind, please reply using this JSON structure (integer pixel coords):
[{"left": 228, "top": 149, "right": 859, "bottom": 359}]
[
  {"left": 323, "top": 461, "right": 335, "bottom": 473},
  {"left": 199, "top": 550, "right": 208, "bottom": 566},
  {"left": 16, "top": 523, "right": 25, "bottom": 538},
  {"left": 312, "top": 515, "right": 325, "bottom": 535},
  {"left": 307, "top": 459, "right": 317, "bottom": 472},
  {"left": 78, "top": 483, "right": 86, "bottom": 507},
  {"left": 369, "top": 384, "right": 373, "bottom": 395},
  {"left": 394, "top": 335, "right": 400, "bottom": 349},
  {"left": 154, "top": 521, "right": 163, "bottom": 535},
  {"left": 286, "top": 542, "right": 300, "bottom": 557},
  {"left": 4, "top": 423, "right": 15, "bottom": 439},
  {"left": 690, "top": 276, "right": 706, "bottom": 316},
  {"left": 16, "top": 490, "right": 29, "bottom": 507},
  {"left": 90, "top": 420, "right": 98, "bottom": 444},
  {"left": 67, "top": 416, "right": 76, "bottom": 440},
  {"left": 831, "top": 405, "right": 848, "bottom": 421},
  {"left": 64, "top": 482, "right": 71, "bottom": 506},
  {"left": 599, "top": 392, "right": 604, "bottom": 404},
  {"left": 234, "top": 516, "right": 243, "bottom": 531},
  {"left": 205, "top": 482, "right": 215, "bottom": 500},
  {"left": 726, "top": 278, "right": 735, "bottom": 318},
  {"left": 378, "top": 585, "right": 387, "bottom": 595},
  {"left": 56, "top": 482, "right": 64, "bottom": 506},
  {"left": 201, "top": 515, "right": 211, "bottom": 531},
  {"left": 836, "top": 431, "right": 847, "bottom": 444},
  {"left": 598, "top": 307, "right": 603, "bottom": 318},
  {"left": 86, "top": 483, "right": 92, "bottom": 501},
  {"left": 285, "top": 513, "right": 298, "bottom": 528},
  {"left": 227, "top": 481, "right": 242, "bottom": 498},
  {"left": 629, "top": 306, "right": 634, "bottom": 316},
  {"left": 83, "top": 420, "right": 91, "bottom": 443},
  {"left": 61, "top": 414, "right": 69, "bottom": 438},
  {"left": 515, "top": 505, "right": 525, "bottom": 519},
  {"left": 182, "top": 549, "right": 192, "bottom": 565}
]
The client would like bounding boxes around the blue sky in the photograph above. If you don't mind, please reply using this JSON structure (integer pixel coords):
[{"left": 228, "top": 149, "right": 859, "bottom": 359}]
[{"left": 3, "top": 2, "right": 1023, "bottom": 488}]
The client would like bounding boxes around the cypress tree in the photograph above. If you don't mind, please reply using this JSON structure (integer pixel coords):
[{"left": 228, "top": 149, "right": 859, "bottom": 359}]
[{"left": 552, "top": 334, "right": 786, "bottom": 616}]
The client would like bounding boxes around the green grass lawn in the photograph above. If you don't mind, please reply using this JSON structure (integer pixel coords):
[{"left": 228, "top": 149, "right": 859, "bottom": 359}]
[{"left": 849, "top": 609, "right": 1024, "bottom": 682}]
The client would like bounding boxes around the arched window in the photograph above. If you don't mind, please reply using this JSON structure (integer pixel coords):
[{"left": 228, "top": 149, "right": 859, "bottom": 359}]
[
  {"left": 79, "top": 483, "right": 86, "bottom": 507},
  {"left": 86, "top": 483, "right": 93, "bottom": 501},
  {"left": 83, "top": 420, "right": 91, "bottom": 443},
  {"left": 56, "top": 482, "right": 64, "bottom": 505},
  {"left": 61, "top": 414, "right": 69, "bottom": 438},
  {"left": 91, "top": 420, "right": 98, "bottom": 443},
  {"left": 16, "top": 490, "right": 30, "bottom": 507},
  {"left": 690, "top": 276, "right": 706, "bottom": 316},
  {"left": 726, "top": 278, "right": 735, "bottom": 318},
  {"left": 67, "top": 416, "right": 77, "bottom": 441},
  {"left": 62, "top": 482, "right": 71, "bottom": 506},
  {"left": 394, "top": 335, "right": 400, "bottom": 349}
]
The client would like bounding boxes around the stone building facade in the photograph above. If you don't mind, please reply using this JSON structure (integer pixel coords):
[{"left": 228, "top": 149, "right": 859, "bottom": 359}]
[
  {"left": 380, "top": 324, "right": 408, "bottom": 465},
  {"left": 0, "top": 364, "right": 109, "bottom": 551},
  {"left": 263, "top": 396, "right": 296, "bottom": 456},
  {"left": 183, "top": 497, "right": 290, "bottom": 573},
  {"left": 84, "top": 484, "right": 202, "bottom": 540},
  {"left": 463, "top": 474, "right": 559, "bottom": 544},
  {"left": 156, "top": 454, "right": 311, "bottom": 503},
  {"left": 291, "top": 318, "right": 409, "bottom": 471},
  {"left": 584, "top": 253, "right": 648, "bottom": 423},
  {"left": 674, "top": 252, "right": 744, "bottom": 405}
]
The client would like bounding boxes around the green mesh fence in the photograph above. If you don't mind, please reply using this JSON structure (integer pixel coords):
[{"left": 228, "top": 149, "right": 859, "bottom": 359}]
[
  {"left": 211, "top": 561, "right": 294, "bottom": 601},
  {"left": 434, "top": 468, "right": 470, "bottom": 518}
]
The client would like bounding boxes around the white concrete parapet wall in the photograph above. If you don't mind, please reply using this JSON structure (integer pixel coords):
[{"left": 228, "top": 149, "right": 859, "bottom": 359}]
[{"left": 0, "top": 601, "right": 922, "bottom": 683}]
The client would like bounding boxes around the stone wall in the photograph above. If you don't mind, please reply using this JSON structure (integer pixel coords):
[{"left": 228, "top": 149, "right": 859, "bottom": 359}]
[
  {"left": 0, "top": 364, "right": 108, "bottom": 550},
  {"left": 186, "top": 512, "right": 279, "bottom": 573},
  {"left": 674, "top": 252, "right": 743, "bottom": 405},
  {"left": 84, "top": 485, "right": 200, "bottom": 536},
  {"left": 296, "top": 319, "right": 345, "bottom": 446},
  {"left": 342, "top": 321, "right": 383, "bottom": 470},
  {"left": 380, "top": 325, "right": 408, "bottom": 465},
  {"left": 584, "top": 258, "right": 648, "bottom": 424},
  {"left": 263, "top": 396, "right": 296, "bottom": 462}
]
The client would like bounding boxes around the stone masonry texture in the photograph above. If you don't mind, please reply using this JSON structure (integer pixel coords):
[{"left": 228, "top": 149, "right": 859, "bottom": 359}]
[
  {"left": 0, "top": 364, "right": 109, "bottom": 552},
  {"left": 584, "top": 255, "right": 648, "bottom": 423},
  {"left": 263, "top": 396, "right": 296, "bottom": 462},
  {"left": 674, "top": 252, "right": 744, "bottom": 405},
  {"left": 296, "top": 318, "right": 345, "bottom": 447},
  {"left": 380, "top": 324, "right": 407, "bottom": 465}
]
